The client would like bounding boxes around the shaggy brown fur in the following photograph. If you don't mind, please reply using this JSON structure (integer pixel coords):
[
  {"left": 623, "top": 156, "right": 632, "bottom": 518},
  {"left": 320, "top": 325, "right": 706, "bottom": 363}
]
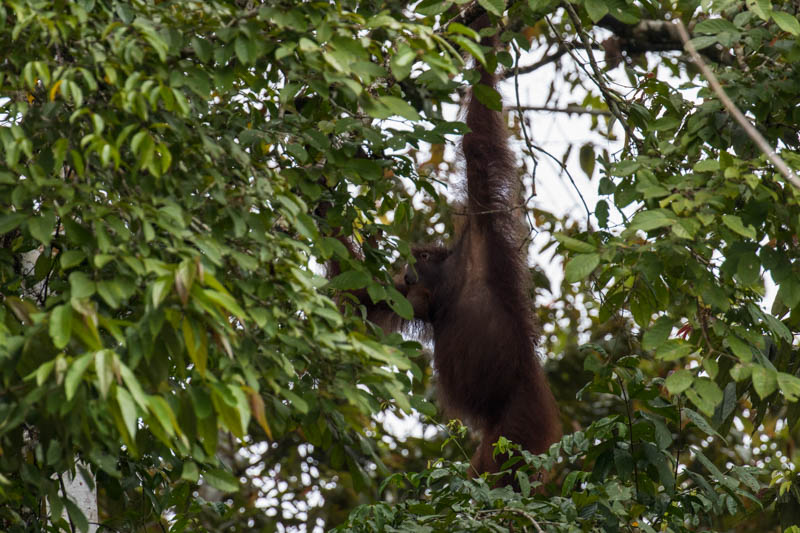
[
  {"left": 333, "top": 22, "right": 561, "bottom": 480},
  {"left": 401, "top": 52, "right": 561, "bottom": 476}
]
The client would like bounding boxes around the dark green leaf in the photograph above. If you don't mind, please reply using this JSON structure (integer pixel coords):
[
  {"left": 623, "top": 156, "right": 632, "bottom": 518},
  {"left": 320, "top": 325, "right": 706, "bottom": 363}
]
[
  {"left": 49, "top": 304, "right": 73, "bottom": 349},
  {"left": 28, "top": 211, "right": 57, "bottom": 245},
  {"left": 0, "top": 213, "right": 27, "bottom": 234},
  {"left": 472, "top": 83, "right": 502, "bottom": 112},
  {"left": 564, "top": 253, "right": 600, "bottom": 283},
  {"left": 204, "top": 468, "right": 239, "bottom": 493},
  {"left": 642, "top": 316, "right": 674, "bottom": 351},
  {"left": 584, "top": 0, "right": 609, "bottom": 22},
  {"left": 328, "top": 270, "right": 371, "bottom": 290},
  {"left": 752, "top": 365, "right": 778, "bottom": 399},
  {"left": 65, "top": 353, "right": 93, "bottom": 401},
  {"left": 477, "top": 0, "right": 505, "bottom": 16},
  {"left": 665, "top": 369, "right": 693, "bottom": 394}
]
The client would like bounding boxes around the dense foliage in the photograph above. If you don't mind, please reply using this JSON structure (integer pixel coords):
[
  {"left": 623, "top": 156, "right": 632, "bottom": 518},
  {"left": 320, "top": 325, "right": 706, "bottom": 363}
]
[{"left": 1, "top": 0, "right": 800, "bottom": 531}]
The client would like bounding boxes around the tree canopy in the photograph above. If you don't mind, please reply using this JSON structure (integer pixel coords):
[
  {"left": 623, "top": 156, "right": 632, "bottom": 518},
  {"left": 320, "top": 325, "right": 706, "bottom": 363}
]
[{"left": 1, "top": 0, "right": 800, "bottom": 531}]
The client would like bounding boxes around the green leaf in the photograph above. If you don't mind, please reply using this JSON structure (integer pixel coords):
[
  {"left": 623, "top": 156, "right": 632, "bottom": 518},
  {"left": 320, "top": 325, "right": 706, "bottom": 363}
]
[
  {"left": 446, "top": 22, "right": 480, "bottom": 41},
  {"left": 562, "top": 470, "right": 579, "bottom": 497},
  {"left": 778, "top": 278, "right": 800, "bottom": 307},
  {"left": 654, "top": 339, "right": 694, "bottom": 361},
  {"left": 628, "top": 209, "right": 676, "bottom": 232},
  {"left": 665, "top": 369, "right": 693, "bottom": 394},
  {"left": 579, "top": 142, "right": 596, "bottom": 177},
  {"left": 182, "top": 317, "right": 207, "bottom": 376},
  {"left": 416, "top": 0, "right": 452, "bottom": 16},
  {"left": 611, "top": 160, "right": 639, "bottom": 176},
  {"left": 596, "top": 200, "right": 609, "bottom": 228},
  {"left": 643, "top": 443, "right": 675, "bottom": 495},
  {"left": 64, "top": 499, "right": 89, "bottom": 533},
  {"left": 756, "top": 304, "right": 792, "bottom": 342},
  {"left": 147, "top": 395, "right": 178, "bottom": 437},
  {"left": 377, "top": 96, "right": 421, "bottom": 121},
  {"left": 772, "top": 11, "right": 800, "bottom": 35},
  {"left": 777, "top": 372, "right": 800, "bottom": 401},
  {"left": 387, "top": 286, "right": 414, "bottom": 320},
  {"left": 736, "top": 251, "right": 761, "bottom": 285},
  {"left": 702, "top": 357, "right": 719, "bottom": 380},
  {"left": 752, "top": 365, "right": 778, "bottom": 398},
  {"left": 450, "top": 35, "right": 485, "bottom": 66},
  {"left": 203, "top": 288, "right": 247, "bottom": 321},
  {"left": 234, "top": 35, "right": 257, "bottom": 65},
  {"left": 116, "top": 387, "right": 139, "bottom": 438},
  {"left": 694, "top": 18, "right": 739, "bottom": 35},
  {"left": 721, "top": 214, "right": 756, "bottom": 240},
  {"left": 281, "top": 388, "right": 309, "bottom": 414},
  {"left": 693, "top": 378, "right": 723, "bottom": 412},
  {"left": 353, "top": 335, "right": 412, "bottom": 370},
  {"left": 69, "top": 271, "right": 96, "bottom": 300},
  {"left": 0, "top": 213, "right": 27, "bottom": 234},
  {"left": 328, "top": 270, "right": 371, "bottom": 290},
  {"left": 684, "top": 407, "right": 725, "bottom": 441},
  {"left": 94, "top": 349, "right": 115, "bottom": 399},
  {"left": 49, "top": 304, "right": 73, "bottom": 349},
  {"left": 65, "top": 353, "right": 94, "bottom": 401},
  {"left": 613, "top": 448, "right": 634, "bottom": 481},
  {"left": 181, "top": 461, "right": 199, "bottom": 482},
  {"left": 390, "top": 45, "right": 415, "bottom": 81},
  {"left": 477, "top": 0, "right": 505, "bottom": 16},
  {"left": 28, "top": 211, "right": 57, "bottom": 245},
  {"left": 119, "top": 364, "right": 148, "bottom": 410},
  {"left": 204, "top": 468, "right": 239, "bottom": 493},
  {"left": 191, "top": 36, "right": 212, "bottom": 62},
  {"left": 642, "top": 316, "right": 674, "bottom": 351},
  {"left": 229, "top": 385, "right": 252, "bottom": 439},
  {"left": 472, "top": 83, "right": 502, "bottom": 112},
  {"left": 584, "top": 0, "right": 608, "bottom": 22},
  {"left": 553, "top": 232, "right": 596, "bottom": 253},
  {"left": 693, "top": 159, "right": 720, "bottom": 172},
  {"left": 564, "top": 253, "right": 600, "bottom": 283},
  {"left": 726, "top": 335, "right": 753, "bottom": 362},
  {"left": 746, "top": 0, "right": 771, "bottom": 20},
  {"left": 730, "top": 363, "right": 752, "bottom": 382}
]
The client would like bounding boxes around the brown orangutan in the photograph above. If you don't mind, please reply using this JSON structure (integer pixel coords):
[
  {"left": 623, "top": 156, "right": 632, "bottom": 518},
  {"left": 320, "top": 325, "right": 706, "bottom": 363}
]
[
  {"left": 400, "top": 42, "right": 561, "bottom": 476},
  {"left": 332, "top": 20, "right": 561, "bottom": 480}
]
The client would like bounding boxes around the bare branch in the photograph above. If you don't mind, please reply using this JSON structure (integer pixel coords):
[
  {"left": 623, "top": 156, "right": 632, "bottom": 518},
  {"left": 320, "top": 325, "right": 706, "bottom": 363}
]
[
  {"left": 562, "top": 3, "right": 631, "bottom": 135},
  {"left": 511, "top": 41, "right": 538, "bottom": 197},
  {"left": 529, "top": 140, "right": 592, "bottom": 224},
  {"left": 503, "top": 45, "right": 569, "bottom": 78},
  {"left": 510, "top": 105, "right": 612, "bottom": 116},
  {"left": 597, "top": 16, "right": 734, "bottom": 64}
]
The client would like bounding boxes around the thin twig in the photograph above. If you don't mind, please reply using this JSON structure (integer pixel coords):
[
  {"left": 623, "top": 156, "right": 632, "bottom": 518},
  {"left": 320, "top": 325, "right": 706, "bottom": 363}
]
[
  {"left": 511, "top": 105, "right": 612, "bottom": 116},
  {"left": 509, "top": 41, "right": 542, "bottom": 247},
  {"left": 40, "top": 218, "right": 61, "bottom": 305},
  {"left": 561, "top": 4, "right": 631, "bottom": 134},
  {"left": 436, "top": 420, "right": 479, "bottom": 475},
  {"left": 57, "top": 474, "right": 77, "bottom": 533},
  {"left": 530, "top": 141, "right": 592, "bottom": 223},
  {"left": 511, "top": 40, "right": 537, "bottom": 197},
  {"left": 675, "top": 21, "right": 800, "bottom": 190},
  {"left": 674, "top": 396, "right": 682, "bottom": 487},
  {"left": 503, "top": 45, "right": 570, "bottom": 78},
  {"left": 617, "top": 375, "right": 640, "bottom": 501}
]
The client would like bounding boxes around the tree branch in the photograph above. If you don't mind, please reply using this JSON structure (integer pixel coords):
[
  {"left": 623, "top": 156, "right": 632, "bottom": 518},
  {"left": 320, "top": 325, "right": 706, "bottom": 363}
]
[
  {"left": 561, "top": 4, "right": 632, "bottom": 136},
  {"left": 675, "top": 21, "right": 800, "bottom": 191},
  {"left": 502, "top": 45, "right": 570, "bottom": 78},
  {"left": 510, "top": 105, "right": 611, "bottom": 116},
  {"left": 597, "top": 16, "right": 735, "bottom": 65}
]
